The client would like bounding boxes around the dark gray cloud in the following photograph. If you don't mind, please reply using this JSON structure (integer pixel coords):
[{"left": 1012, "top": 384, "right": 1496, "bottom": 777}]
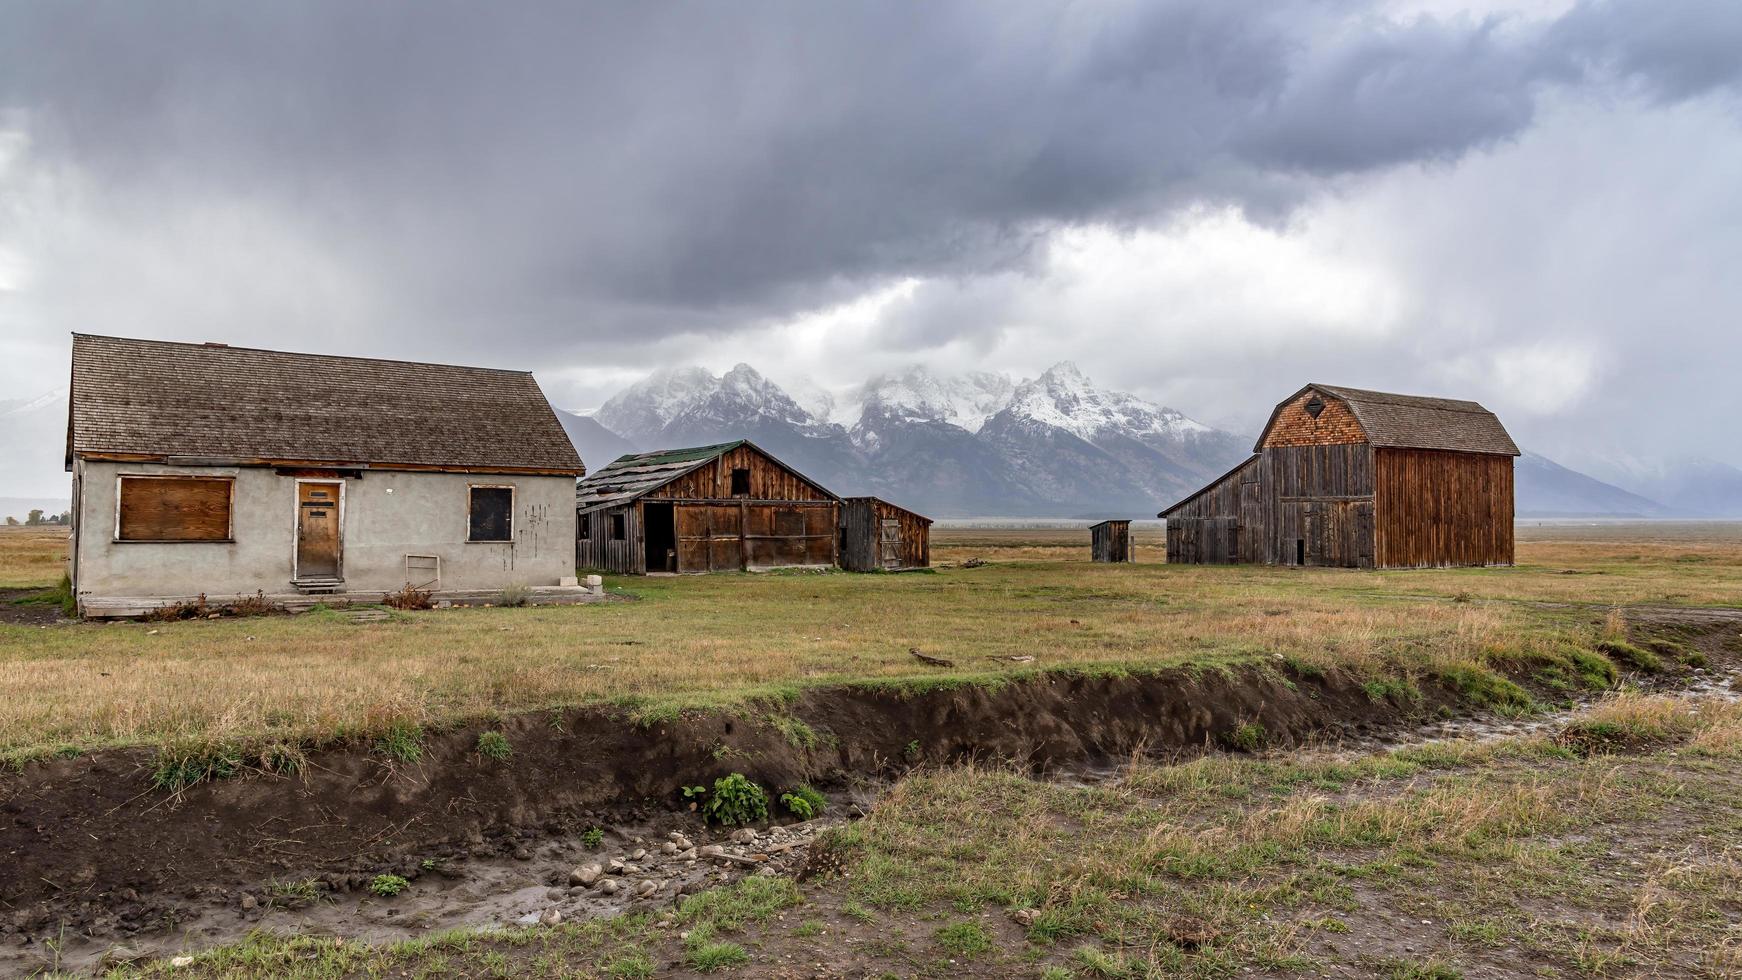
[
  {"left": 5, "top": 0, "right": 1734, "bottom": 359},
  {"left": 1, "top": 0, "right": 1740, "bottom": 495}
]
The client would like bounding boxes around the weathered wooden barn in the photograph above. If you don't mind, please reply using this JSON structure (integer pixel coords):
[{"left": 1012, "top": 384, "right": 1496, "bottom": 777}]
[
  {"left": 1089, "top": 520, "right": 1133, "bottom": 563},
  {"left": 576, "top": 441, "right": 840, "bottom": 574},
  {"left": 1159, "top": 385, "right": 1519, "bottom": 569},
  {"left": 838, "top": 497, "right": 931, "bottom": 571}
]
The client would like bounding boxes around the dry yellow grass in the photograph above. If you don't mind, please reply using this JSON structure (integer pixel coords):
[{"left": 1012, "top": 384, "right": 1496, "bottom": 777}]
[
  {"left": 1, "top": 522, "right": 1736, "bottom": 760},
  {"left": 0, "top": 526, "right": 69, "bottom": 589}
]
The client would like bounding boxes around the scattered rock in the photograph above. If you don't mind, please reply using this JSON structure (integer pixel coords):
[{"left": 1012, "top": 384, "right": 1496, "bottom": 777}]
[
  {"left": 513, "top": 847, "right": 533, "bottom": 861},
  {"left": 599, "top": 879, "right": 620, "bottom": 894},
  {"left": 539, "top": 908, "right": 563, "bottom": 927},
  {"left": 628, "top": 847, "right": 647, "bottom": 861},
  {"left": 238, "top": 894, "right": 257, "bottom": 911},
  {"left": 569, "top": 864, "right": 602, "bottom": 887},
  {"left": 545, "top": 887, "right": 565, "bottom": 901},
  {"left": 660, "top": 841, "right": 678, "bottom": 855},
  {"left": 699, "top": 844, "right": 725, "bottom": 859},
  {"left": 607, "top": 858, "right": 626, "bottom": 875},
  {"left": 1012, "top": 908, "right": 1040, "bottom": 927},
  {"left": 669, "top": 833, "right": 694, "bottom": 850},
  {"left": 729, "top": 828, "right": 757, "bottom": 844},
  {"left": 170, "top": 955, "right": 195, "bottom": 968},
  {"left": 635, "top": 880, "right": 659, "bottom": 898}
]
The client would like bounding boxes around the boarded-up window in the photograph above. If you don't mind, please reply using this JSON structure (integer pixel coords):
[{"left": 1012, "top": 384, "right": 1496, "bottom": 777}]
[
  {"left": 611, "top": 513, "right": 626, "bottom": 540},
  {"left": 730, "top": 468, "right": 750, "bottom": 496},
  {"left": 578, "top": 511, "right": 591, "bottom": 539},
  {"left": 775, "top": 509, "right": 805, "bottom": 536},
  {"left": 468, "top": 486, "right": 513, "bottom": 542},
  {"left": 117, "top": 476, "right": 233, "bottom": 541}
]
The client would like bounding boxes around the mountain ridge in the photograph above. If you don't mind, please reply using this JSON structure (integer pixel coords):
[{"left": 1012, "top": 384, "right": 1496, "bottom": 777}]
[{"left": 581, "top": 363, "right": 1685, "bottom": 519}]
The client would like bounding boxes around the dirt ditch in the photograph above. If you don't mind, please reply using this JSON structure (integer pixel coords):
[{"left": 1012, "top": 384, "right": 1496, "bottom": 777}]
[{"left": 3, "top": 615, "right": 1738, "bottom": 975}]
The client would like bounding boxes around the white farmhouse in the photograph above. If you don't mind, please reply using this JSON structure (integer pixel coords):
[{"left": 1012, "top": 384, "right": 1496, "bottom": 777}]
[{"left": 65, "top": 334, "right": 585, "bottom": 616}]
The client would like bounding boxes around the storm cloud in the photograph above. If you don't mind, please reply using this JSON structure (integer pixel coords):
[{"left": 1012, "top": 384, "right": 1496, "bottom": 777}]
[{"left": 2, "top": 0, "right": 1740, "bottom": 492}]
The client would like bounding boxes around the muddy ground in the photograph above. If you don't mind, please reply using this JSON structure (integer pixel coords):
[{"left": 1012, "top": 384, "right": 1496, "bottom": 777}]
[{"left": 3, "top": 615, "right": 1737, "bottom": 975}]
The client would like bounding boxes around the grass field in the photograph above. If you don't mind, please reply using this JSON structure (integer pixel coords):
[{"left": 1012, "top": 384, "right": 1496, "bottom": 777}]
[
  {"left": 2, "top": 523, "right": 1738, "bottom": 763},
  {"left": 108, "top": 691, "right": 1742, "bottom": 979}
]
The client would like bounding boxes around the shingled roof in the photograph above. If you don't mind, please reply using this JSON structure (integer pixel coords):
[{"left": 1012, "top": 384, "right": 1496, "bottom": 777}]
[
  {"left": 574, "top": 441, "right": 746, "bottom": 510},
  {"left": 1257, "top": 384, "right": 1520, "bottom": 456},
  {"left": 67, "top": 334, "right": 585, "bottom": 474}
]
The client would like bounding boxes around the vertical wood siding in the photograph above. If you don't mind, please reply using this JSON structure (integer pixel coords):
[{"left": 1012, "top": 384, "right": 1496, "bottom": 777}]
[
  {"left": 1374, "top": 449, "right": 1514, "bottom": 567},
  {"left": 839, "top": 498, "right": 930, "bottom": 571},
  {"left": 575, "top": 503, "right": 642, "bottom": 574},
  {"left": 1090, "top": 522, "right": 1133, "bottom": 562},
  {"left": 650, "top": 445, "right": 832, "bottom": 502}
]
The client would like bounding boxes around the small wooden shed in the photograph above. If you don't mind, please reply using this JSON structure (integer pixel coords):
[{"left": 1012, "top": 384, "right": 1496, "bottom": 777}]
[
  {"left": 576, "top": 441, "right": 839, "bottom": 574},
  {"left": 839, "top": 497, "right": 932, "bottom": 571},
  {"left": 1090, "top": 520, "right": 1133, "bottom": 563}
]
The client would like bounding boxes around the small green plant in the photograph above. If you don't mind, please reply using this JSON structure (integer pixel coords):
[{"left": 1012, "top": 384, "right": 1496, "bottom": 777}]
[
  {"left": 903, "top": 739, "right": 922, "bottom": 761},
  {"left": 1222, "top": 722, "right": 1266, "bottom": 752},
  {"left": 267, "top": 878, "right": 322, "bottom": 908},
  {"left": 375, "top": 722, "right": 424, "bottom": 764},
  {"left": 793, "top": 919, "right": 824, "bottom": 937},
  {"left": 687, "top": 941, "right": 750, "bottom": 972},
  {"left": 700, "top": 772, "right": 769, "bottom": 826},
  {"left": 582, "top": 827, "right": 605, "bottom": 848},
  {"left": 475, "top": 730, "right": 512, "bottom": 761},
  {"left": 934, "top": 921, "right": 993, "bottom": 958},
  {"left": 780, "top": 785, "right": 827, "bottom": 820},
  {"left": 258, "top": 742, "right": 305, "bottom": 776},
  {"left": 369, "top": 874, "right": 409, "bottom": 897},
  {"left": 151, "top": 743, "right": 244, "bottom": 793}
]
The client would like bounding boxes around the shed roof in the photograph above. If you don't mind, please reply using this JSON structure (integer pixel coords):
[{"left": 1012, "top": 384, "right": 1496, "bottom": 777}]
[
  {"left": 1257, "top": 384, "right": 1520, "bottom": 456},
  {"left": 844, "top": 496, "right": 934, "bottom": 525},
  {"left": 1088, "top": 519, "right": 1131, "bottom": 529},
  {"left": 574, "top": 440, "right": 746, "bottom": 510},
  {"left": 67, "top": 334, "right": 584, "bottom": 474}
]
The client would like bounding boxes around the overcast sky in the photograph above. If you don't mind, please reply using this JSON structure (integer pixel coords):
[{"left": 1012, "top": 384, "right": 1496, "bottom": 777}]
[{"left": 3, "top": 0, "right": 1740, "bottom": 488}]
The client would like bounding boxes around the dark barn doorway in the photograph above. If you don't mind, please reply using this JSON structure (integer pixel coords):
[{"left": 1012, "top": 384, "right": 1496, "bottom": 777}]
[{"left": 644, "top": 502, "right": 677, "bottom": 572}]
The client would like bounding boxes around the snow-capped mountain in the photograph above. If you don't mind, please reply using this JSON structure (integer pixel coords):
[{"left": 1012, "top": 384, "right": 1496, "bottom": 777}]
[
  {"left": 586, "top": 361, "right": 1250, "bottom": 515},
  {"left": 855, "top": 366, "right": 1015, "bottom": 434}
]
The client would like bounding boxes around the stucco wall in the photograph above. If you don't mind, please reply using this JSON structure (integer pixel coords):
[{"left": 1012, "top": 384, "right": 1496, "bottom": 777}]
[{"left": 72, "top": 460, "right": 576, "bottom": 600}]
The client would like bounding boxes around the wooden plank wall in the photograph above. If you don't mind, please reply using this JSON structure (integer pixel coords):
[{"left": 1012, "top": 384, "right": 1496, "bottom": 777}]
[
  {"left": 650, "top": 445, "right": 832, "bottom": 502},
  {"left": 117, "top": 475, "right": 233, "bottom": 541},
  {"left": 576, "top": 503, "right": 642, "bottom": 574},
  {"left": 1374, "top": 448, "right": 1514, "bottom": 567},
  {"left": 1163, "top": 458, "right": 1253, "bottom": 564},
  {"left": 839, "top": 499, "right": 930, "bottom": 571},
  {"left": 1090, "top": 522, "right": 1132, "bottom": 562}
]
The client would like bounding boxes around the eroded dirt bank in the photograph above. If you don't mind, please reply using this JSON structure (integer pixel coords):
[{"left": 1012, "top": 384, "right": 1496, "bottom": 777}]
[{"left": 3, "top": 617, "right": 1736, "bottom": 974}]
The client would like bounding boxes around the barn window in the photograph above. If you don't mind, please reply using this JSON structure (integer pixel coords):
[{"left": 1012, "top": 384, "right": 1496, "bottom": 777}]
[
  {"left": 116, "top": 475, "right": 233, "bottom": 542},
  {"left": 1305, "top": 396, "right": 1326, "bottom": 419},
  {"left": 611, "top": 513, "right": 627, "bottom": 540},
  {"left": 730, "top": 468, "right": 751, "bottom": 496},
  {"left": 578, "top": 512, "right": 591, "bottom": 539},
  {"left": 468, "top": 486, "right": 514, "bottom": 542}
]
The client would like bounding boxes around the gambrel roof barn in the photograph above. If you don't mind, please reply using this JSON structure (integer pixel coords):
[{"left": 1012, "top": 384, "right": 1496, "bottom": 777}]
[{"left": 1160, "top": 384, "right": 1519, "bottom": 569}]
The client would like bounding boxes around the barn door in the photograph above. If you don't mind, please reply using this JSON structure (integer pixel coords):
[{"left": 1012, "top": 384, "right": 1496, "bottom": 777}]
[
  {"left": 296, "top": 482, "right": 343, "bottom": 579},
  {"left": 879, "top": 519, "right": 901, "bottom": 568}
]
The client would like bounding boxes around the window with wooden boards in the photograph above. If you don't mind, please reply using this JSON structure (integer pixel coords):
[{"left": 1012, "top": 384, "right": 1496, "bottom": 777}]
[
  {"left": 116, "top": 475, "right": 234, "bottom": 542},
  {"left": 468, "top": 486, "right": 514, "bottom": 542}
]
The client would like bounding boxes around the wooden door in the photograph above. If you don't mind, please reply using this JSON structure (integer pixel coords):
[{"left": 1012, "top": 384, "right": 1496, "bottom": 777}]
[
  {"left": 879, "top": 519, "right": 901, "bottom": 568},
  {"left": 297, "top": 482, "right": 342, "bottom": 578}
]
